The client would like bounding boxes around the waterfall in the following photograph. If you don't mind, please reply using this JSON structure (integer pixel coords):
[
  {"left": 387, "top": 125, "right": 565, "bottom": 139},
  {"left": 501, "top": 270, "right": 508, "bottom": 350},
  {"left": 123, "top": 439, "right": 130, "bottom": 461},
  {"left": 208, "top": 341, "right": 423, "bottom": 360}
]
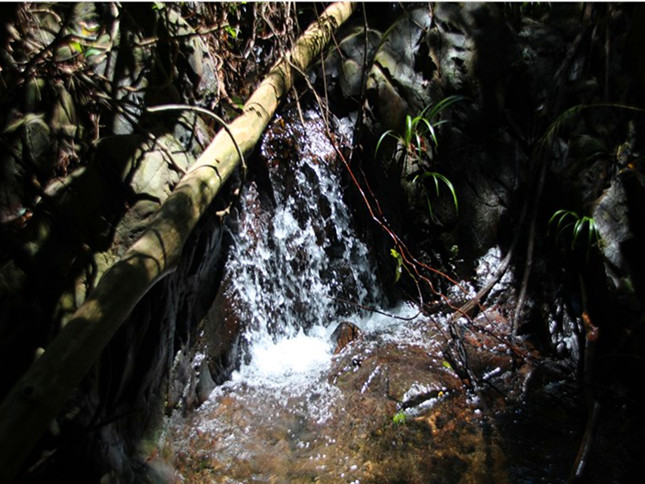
[
  {"left": 223, "top": 108, "right": 381, "bottom": 385},
  {"left": 175, "top": 108, "right": 537, "bottom": 483},
  {"left": 171, "top": 109, "right": 582, "bottom": 484}
]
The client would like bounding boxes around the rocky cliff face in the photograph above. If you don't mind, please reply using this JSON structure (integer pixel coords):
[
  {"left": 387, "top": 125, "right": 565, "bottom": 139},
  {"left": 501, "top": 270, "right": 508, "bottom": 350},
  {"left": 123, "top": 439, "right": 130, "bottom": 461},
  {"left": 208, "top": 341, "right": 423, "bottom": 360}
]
[
  {"left": 321, "top": 2, "right": 644, "bottom": 361},
  {"left": 318, "top": 4, "right": 645, "bottom": 482}
]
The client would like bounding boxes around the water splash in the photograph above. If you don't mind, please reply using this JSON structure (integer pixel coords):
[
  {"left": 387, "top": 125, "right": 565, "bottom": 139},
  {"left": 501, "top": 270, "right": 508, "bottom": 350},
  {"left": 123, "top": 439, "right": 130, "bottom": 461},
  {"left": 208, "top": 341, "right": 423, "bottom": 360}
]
[{"left": 225, "top": 108, "right": 381, "bottom": 382}]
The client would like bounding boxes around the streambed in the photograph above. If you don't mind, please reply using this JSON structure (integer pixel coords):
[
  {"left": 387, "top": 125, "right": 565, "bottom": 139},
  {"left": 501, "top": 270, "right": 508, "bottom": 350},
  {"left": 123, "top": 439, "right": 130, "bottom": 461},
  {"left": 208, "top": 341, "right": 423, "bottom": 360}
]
[{"left": 161, "top": 110, "right": 580, "bottom": 483}]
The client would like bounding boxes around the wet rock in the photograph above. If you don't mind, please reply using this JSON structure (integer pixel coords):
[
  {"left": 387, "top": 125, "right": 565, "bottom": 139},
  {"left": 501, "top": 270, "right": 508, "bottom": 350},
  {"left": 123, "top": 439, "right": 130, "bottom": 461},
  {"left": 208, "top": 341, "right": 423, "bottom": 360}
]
[
  {"left": 195, "top": 358, "right": 215, "bottom": 405},
  {"left": 166, "top": 350, "right": 209, "bottom": 415},
  {"left": 330, "top": 332, "right": 463, "bottom": 406},
  {"left": 145, "top": 457, "right": 182, "bottom": 484},
  {"left": 204, "top": 278, "right": 243, "bottom": 384},
  {"left": 331, "top": 321, "right": 362, "bottom": 353},
  {"left": 455, "top": 308, "right": 516, "bottom": 381},
  {"left": 323, "top": 26, "right": 382, "bottom": 102},
  {"left": 169, "top": 313, "right": 534, "bottom": 484},
  {"left": 167, "top": 350, "right": 193, "bottom": 412},
  {"left": 593, "top": 169, "right": 645, "bottom": 309}
]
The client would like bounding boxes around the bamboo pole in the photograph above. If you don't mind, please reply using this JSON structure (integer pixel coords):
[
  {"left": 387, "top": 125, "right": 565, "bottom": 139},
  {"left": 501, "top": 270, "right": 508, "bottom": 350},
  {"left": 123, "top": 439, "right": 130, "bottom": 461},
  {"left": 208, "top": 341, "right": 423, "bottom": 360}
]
[{"left": 0, "top": 3, "right": 355, "bottom": 481}]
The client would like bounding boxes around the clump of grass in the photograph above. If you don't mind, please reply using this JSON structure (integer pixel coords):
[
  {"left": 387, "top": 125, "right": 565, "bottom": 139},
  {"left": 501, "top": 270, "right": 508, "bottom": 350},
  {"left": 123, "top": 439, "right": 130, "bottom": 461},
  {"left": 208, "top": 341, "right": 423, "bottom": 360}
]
[
  {"left": 375, "top": 95, "right": 464, "bottom": 163},
  {"left": 547, "top": 209, "right": 601, "bottom": 260},
  {"left": 375, "top": 95, "right": 464, "bottom": 222}
]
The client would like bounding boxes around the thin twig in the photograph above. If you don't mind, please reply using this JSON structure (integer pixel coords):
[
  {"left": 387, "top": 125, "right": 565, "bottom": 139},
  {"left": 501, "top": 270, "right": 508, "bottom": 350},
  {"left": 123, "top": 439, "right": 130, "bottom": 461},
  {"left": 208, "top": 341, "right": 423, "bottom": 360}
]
[
  {"left": 512, "top": 152, "right": 547, "bottom": 337},
  {"left": 144, "top": 132, "right": 187, "bottom": 175},
  {"left": 568, "top": 399, "right": 601, "bottom": 483},
  {"left": 134, "top": 24, "right": 227, "bottom": 48},
  {"left": 330, "top": 296, "right": 422, "bottom": 321},
  {"left": 146, "top": 104, "right": 246, "bottom": 177}
]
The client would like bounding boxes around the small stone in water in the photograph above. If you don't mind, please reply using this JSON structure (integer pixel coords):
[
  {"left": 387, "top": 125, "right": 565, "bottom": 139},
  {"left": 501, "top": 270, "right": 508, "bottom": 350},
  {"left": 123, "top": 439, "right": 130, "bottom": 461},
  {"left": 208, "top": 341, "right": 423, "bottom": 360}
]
[{"left": 331, "top": 321, "right": 362, "bottom": 354}]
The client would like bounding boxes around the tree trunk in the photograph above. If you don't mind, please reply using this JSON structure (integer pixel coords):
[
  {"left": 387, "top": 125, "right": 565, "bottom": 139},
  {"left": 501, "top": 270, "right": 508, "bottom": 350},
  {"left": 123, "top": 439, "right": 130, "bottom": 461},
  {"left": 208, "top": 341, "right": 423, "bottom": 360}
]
[{"left": 0, "top": 3, "right": 355, "bottom": 481}]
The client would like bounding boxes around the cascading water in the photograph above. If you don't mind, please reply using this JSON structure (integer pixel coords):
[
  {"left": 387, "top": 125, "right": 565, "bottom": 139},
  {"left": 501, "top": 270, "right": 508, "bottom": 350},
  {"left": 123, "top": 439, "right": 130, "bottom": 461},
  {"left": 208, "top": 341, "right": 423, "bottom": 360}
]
[
  {"left": 228, "top": 108, "right": 379, "bottom": 361},
  {"left": 167, "top": 108, "right": 555, "bottom": 484},
  {"left": 167, "top": 109, "right": 432, "bottom": 482},
  {"left": 222, "top": 108, "right": 383, "bottom": 387}
]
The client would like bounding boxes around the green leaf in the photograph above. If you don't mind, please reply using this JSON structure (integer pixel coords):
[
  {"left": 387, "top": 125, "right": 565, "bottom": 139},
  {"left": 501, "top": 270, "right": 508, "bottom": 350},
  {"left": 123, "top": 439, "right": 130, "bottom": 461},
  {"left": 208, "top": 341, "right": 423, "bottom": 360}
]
[
  {"left": 404, "top": 115, "right": 413, "bottom": 146},
  {"left": 69, "top": 40, "right": 83, "bottom": 53},
  {"left": 414, "top": 171, "right": 459, "bottom": 214},
  {"left": 548, "top": 209, "right": 575, "bottom": 244},
  {"left": 392, "top": 411, "right": 407, "bottom": 425},
  {"left": 547, "top": 209, "right": 600, "bottom": 260},
  {"left": 230, "top": 95, "right": 245, "bottom": 109},
  {"left": 375, "top": 130, "right": 397, "bottom": 157},
  {"left": 417, "top": 117, "right": 437, "bottom": 147},
  {"left": 225, "top": 24, "right": 239, "bottom": 39},
  {"left": 84, "top": 46, "right": 104, "bottom": 59},
  {"left": 425, "top": 95, "right": 466, "bottom": 119},
  {"left": 413, "top": 132, "right": 423, "bottom": 158},
  {"left": 390, "top": 248, "right": 403, "bottom": 283}
]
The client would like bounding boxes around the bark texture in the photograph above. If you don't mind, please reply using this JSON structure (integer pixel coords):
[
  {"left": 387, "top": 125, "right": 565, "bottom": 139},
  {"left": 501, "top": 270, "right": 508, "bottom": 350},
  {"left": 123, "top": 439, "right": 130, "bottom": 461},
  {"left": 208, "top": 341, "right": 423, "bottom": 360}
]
[{"left": 0, "top": 3, "right": 355, "bottom": 481}]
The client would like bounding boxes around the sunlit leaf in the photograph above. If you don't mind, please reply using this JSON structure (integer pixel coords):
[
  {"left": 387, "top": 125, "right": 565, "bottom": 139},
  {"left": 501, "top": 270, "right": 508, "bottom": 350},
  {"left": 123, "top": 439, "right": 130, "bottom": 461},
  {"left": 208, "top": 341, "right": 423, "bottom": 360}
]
[
  {"left": 375, "top": 130, "right": 397, "bottom": 157},
  {"left": 69, "top": 41, "right": 83, "bottom": 53},
  {"left": 547, "top": 209, "right": 600, "bottom": 260},
  {"left": 414, "top": 171, "right": 459, "bottom": 214},
  {"left": 392, "top": 411, "right": 406, "bottom": 425},
  {"left": 390, "top": 248, "right": 403, "bottom": 283}
]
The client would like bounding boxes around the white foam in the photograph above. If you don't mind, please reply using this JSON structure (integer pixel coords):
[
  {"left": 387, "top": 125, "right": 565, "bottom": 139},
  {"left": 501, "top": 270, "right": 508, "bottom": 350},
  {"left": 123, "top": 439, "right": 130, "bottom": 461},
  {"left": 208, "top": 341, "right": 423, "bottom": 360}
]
[{"left": 234, "top": 326, "right": 334, "bottom": 385}]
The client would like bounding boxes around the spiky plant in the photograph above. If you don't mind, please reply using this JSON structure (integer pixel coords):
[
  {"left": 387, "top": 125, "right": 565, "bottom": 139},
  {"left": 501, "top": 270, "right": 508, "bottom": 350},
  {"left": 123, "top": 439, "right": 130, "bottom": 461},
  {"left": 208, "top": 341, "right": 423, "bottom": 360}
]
[
  {"left": 548, "top": 209, "right": 601, "bottom": 260},
  {"left": 375, "top": 95, "right": 464, "bottom": 222}
]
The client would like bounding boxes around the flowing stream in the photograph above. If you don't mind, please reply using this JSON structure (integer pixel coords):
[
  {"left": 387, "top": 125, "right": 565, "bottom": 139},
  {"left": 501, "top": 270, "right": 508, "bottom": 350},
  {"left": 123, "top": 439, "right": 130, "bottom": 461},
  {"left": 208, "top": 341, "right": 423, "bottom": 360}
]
[
  {"left": 164, "top": 109, "right": 576, "bottom": 483},
  {"left": 166, "top": 109, "right": 431, "bottom": 481}
]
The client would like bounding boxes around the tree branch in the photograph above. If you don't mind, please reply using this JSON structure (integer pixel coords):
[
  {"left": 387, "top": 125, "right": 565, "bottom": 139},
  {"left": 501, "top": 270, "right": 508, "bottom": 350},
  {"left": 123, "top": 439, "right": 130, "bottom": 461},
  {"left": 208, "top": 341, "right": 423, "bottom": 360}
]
[{"left": 0, "top": 3, "right": 356, "bottom": 482}]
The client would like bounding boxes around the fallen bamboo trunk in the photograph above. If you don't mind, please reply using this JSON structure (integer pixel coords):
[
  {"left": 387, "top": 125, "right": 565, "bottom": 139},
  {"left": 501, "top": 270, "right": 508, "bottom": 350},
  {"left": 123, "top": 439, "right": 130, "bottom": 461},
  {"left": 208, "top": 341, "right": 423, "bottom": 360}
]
[{"left": 0, "top": 3, "right": 355, "bottom": 481}]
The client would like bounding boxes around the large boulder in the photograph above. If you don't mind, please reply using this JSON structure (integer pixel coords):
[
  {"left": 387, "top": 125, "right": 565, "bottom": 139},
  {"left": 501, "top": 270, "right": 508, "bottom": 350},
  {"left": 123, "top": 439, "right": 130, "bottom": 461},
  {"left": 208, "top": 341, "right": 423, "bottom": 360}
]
[{"left": 593, "top": 169, "right": 645, "bottom": 311}]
